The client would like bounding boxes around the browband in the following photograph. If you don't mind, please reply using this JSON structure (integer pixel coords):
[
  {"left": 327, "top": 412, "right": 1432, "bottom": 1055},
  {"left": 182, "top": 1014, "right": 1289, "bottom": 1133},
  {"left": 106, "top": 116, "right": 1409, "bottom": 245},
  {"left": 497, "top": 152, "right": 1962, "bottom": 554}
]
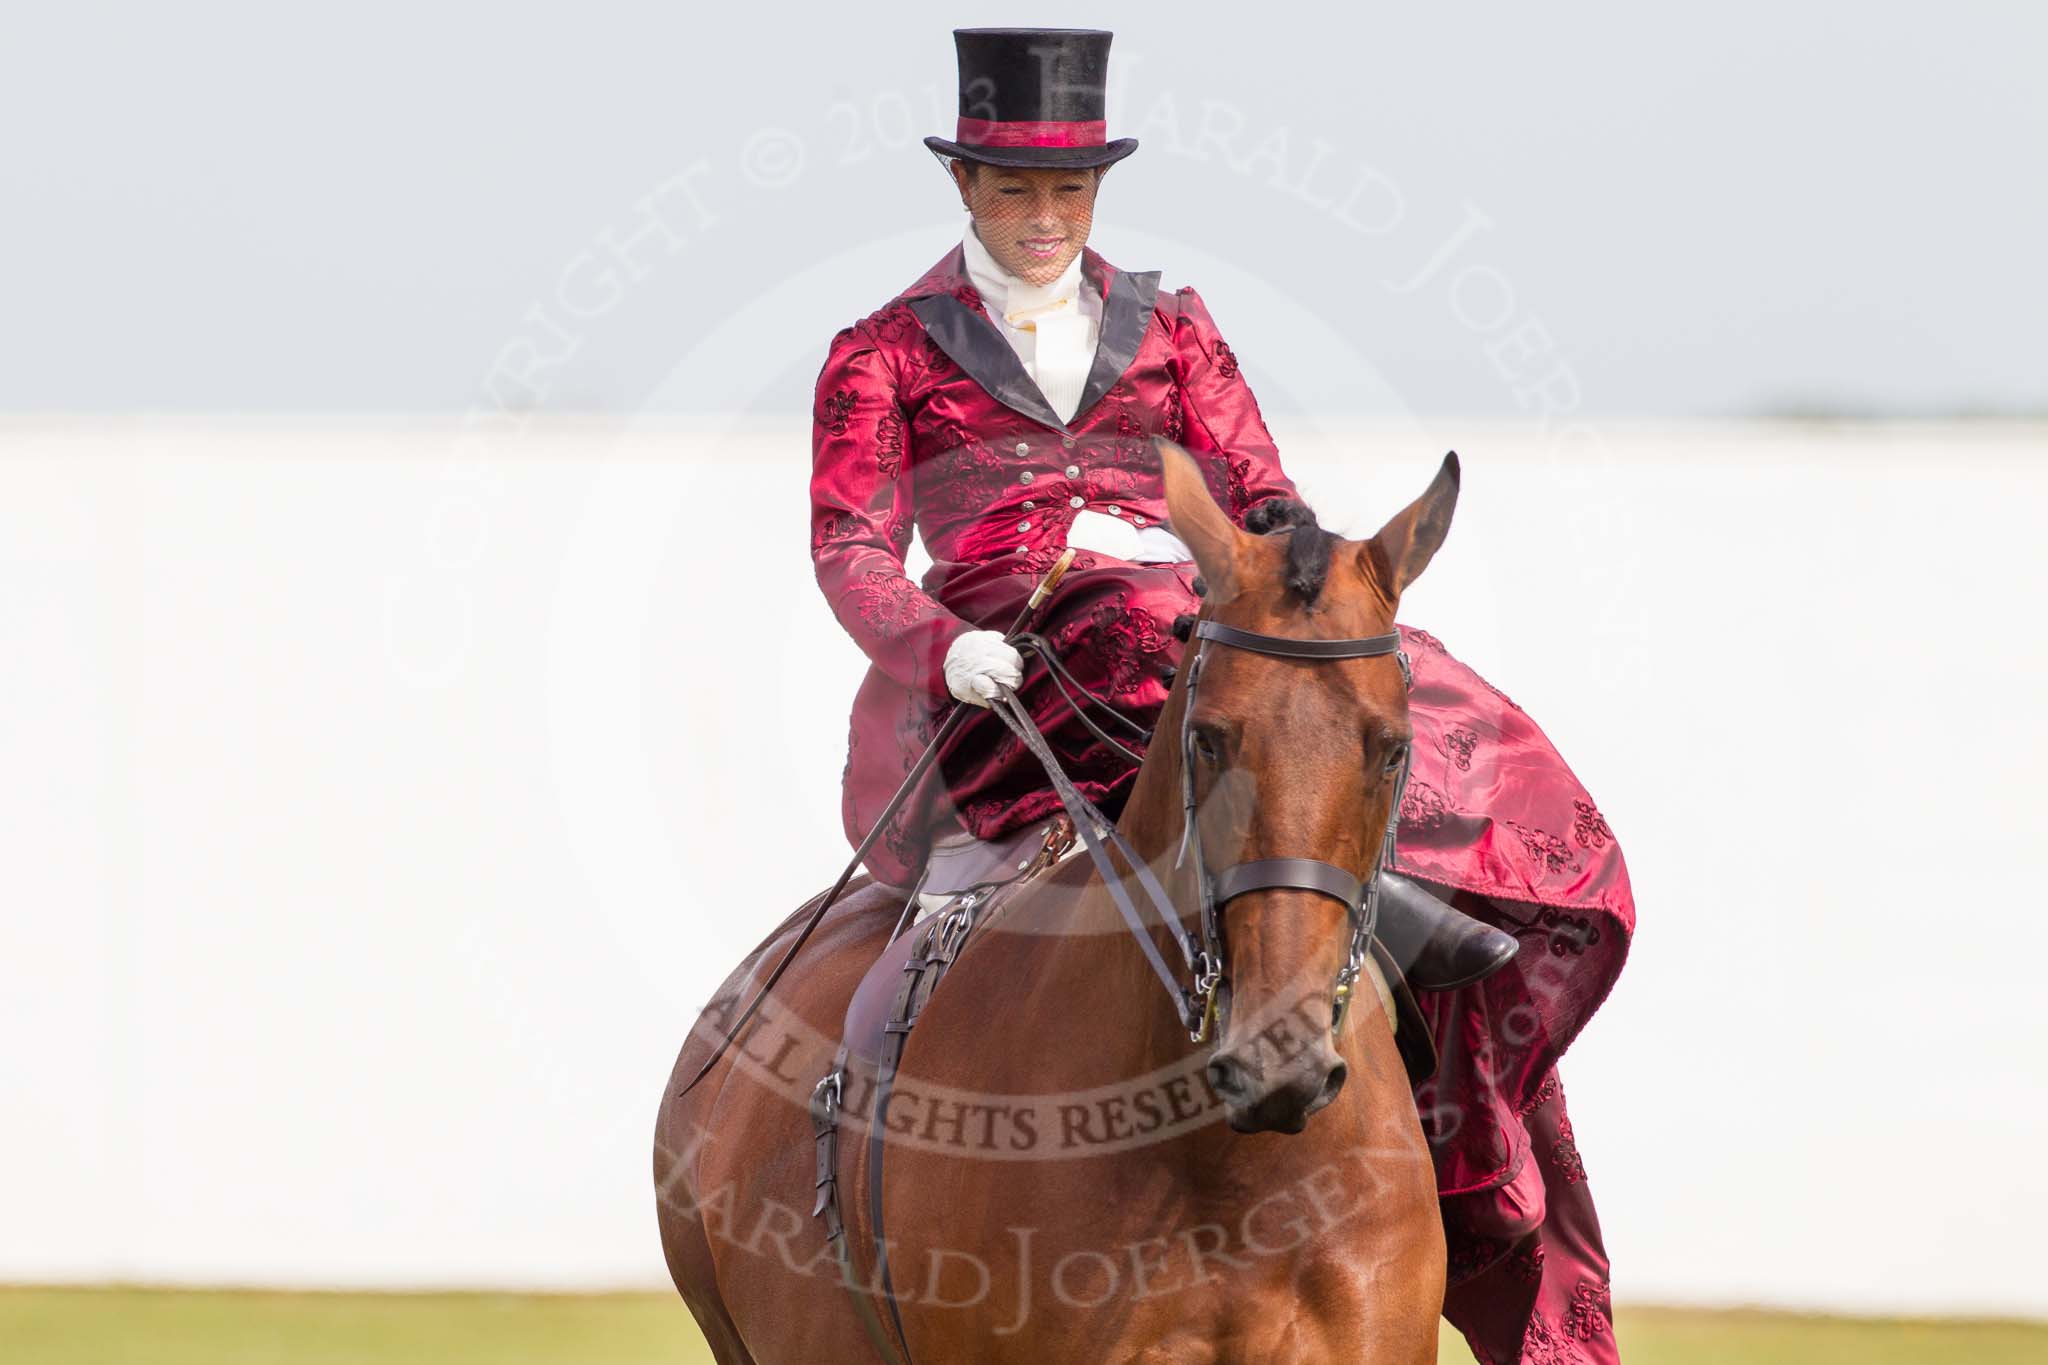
[{"left": 1194, "top": 620, "right": 1403, "bottom": 659}]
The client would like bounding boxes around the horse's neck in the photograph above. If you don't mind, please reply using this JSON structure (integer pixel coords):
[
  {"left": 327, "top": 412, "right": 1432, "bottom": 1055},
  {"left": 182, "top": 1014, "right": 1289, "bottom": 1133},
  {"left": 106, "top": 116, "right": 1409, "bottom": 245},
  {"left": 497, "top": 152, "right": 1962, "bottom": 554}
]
[{"left": 1112, "top": 660, "right": 1196, "bottom": 891}]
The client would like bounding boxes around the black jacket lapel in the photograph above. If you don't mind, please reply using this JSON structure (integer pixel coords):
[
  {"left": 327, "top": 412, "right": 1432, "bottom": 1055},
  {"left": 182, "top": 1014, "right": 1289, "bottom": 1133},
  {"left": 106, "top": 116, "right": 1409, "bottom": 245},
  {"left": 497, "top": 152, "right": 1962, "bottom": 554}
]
[
  {"left": 907, "top": 262, "right": 1163, "bottom": 433},
  {"left": 907, "top": 293, "right": 1070, "bottom": 432},
  {"left": 1073, "top": 267, "right": 1161, "bottom": 421}
]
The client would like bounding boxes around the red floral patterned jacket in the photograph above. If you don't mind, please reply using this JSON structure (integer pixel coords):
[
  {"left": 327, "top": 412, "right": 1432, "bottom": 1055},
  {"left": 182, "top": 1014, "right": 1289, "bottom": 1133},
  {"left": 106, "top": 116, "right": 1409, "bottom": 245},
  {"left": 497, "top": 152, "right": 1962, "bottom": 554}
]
[{"left": 808, "top": 240, "right": 1298, "bottom": 706}]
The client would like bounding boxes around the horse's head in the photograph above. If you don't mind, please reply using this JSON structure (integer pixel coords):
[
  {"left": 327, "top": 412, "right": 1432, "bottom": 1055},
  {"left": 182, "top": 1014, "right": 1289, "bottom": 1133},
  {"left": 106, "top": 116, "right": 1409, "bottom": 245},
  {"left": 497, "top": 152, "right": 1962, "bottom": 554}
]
[{"left": 1156, "top": 438, "right": 1458, "bottom": 1135}]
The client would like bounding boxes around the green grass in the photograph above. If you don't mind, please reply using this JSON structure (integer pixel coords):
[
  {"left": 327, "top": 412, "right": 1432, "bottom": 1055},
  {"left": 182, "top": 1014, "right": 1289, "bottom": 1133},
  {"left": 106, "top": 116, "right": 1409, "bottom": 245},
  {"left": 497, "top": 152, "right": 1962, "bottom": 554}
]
[
  {"left": 4, "top": 1288, "right": 2043, "bottom": 1363},
  {"left": 0, "top": 1290, "right": 694, "bottom": 1365}
]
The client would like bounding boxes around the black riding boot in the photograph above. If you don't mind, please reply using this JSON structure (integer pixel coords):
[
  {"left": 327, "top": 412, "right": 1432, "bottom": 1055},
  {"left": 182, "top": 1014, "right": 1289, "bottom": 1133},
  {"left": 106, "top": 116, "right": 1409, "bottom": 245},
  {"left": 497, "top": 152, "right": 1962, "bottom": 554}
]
[{"left": 1375, "top": 868, "right": 1520, "bottom": 990}]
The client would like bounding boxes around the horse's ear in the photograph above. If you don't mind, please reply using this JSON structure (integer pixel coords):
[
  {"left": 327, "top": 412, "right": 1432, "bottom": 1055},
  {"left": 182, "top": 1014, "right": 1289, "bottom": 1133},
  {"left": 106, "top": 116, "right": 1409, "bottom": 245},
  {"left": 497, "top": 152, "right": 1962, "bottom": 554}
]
[
  {"left": 1156, "top": 437, "right": 1245, "bottom": 604},
  {"left": 1361, "top": 451, "right": 1460, "bottom": 601}
]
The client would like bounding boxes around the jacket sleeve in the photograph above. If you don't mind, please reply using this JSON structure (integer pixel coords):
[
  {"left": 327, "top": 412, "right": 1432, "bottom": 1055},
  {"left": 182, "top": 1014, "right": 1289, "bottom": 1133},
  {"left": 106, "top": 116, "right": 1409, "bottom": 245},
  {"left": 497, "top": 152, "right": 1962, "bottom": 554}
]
[
  {"left": 809, "top": 321, "right": 973, "bottom": 704},
  {"left": 1167, "top": 285, "right": 1302, "bottom": 527}
]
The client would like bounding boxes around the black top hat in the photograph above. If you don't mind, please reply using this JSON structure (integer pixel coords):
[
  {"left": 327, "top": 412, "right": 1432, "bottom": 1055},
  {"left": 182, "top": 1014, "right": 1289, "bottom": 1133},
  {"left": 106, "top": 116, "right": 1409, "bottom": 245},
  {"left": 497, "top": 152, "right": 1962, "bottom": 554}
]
[{"left": 923, "top": 28, "right": 1139, "bottom": 170}]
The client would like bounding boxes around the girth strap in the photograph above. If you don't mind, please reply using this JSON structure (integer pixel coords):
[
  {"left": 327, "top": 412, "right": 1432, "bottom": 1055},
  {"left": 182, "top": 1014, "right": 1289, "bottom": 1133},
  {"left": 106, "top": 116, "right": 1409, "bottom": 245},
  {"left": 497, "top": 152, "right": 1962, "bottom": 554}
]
[{"left": 811, "top": 1055, "right": 909, "bottom": 1365}]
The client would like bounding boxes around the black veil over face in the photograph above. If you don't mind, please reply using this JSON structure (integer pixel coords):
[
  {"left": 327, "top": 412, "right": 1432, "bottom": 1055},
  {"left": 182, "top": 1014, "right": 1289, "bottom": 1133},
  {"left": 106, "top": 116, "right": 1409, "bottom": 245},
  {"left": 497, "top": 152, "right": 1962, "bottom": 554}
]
[{"left": 935, "top": 153, "right": 1105, "bottom": 288}]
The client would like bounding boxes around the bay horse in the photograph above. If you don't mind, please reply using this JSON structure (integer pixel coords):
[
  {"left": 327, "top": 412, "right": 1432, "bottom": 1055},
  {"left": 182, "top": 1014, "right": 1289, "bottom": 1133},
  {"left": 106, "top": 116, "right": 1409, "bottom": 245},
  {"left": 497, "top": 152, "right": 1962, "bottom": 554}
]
[{"left": 656, "top": 440, "right": 1458, "bottom": 1363}]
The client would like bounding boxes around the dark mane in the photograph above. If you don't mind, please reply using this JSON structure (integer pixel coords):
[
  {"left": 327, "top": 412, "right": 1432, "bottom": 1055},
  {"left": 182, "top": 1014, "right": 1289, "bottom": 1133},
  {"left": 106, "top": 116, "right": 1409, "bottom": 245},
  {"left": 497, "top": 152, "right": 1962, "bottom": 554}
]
[{"left": 1244, "top": 497, "right": 1340, "bottom": 605}]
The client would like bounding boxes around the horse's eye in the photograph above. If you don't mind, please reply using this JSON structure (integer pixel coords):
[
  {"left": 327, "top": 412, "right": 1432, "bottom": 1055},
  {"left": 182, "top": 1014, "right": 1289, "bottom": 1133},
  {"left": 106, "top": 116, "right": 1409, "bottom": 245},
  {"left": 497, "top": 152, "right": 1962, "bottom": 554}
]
[
  {"left": 1382, "top": 743, "right": 1410, "bottom": 774},
  {"left": 1191, "top": 729, "right": 1220, "bottom": 764}
]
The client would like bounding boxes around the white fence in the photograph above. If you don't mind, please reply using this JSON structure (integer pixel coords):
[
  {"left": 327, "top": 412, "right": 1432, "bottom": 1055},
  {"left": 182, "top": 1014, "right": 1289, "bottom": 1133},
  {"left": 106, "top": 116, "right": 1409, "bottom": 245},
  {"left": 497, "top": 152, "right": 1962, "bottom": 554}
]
[{"left": 2, "top": 416, "right": 2042, "bottom": 1315}]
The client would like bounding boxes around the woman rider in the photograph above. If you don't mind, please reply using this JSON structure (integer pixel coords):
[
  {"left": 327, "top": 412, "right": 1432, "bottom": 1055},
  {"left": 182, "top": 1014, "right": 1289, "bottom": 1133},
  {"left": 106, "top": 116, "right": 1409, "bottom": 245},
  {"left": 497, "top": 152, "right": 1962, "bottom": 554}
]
[{"left": 808, "top": 27, "right": 1634, "bottom": 1362}]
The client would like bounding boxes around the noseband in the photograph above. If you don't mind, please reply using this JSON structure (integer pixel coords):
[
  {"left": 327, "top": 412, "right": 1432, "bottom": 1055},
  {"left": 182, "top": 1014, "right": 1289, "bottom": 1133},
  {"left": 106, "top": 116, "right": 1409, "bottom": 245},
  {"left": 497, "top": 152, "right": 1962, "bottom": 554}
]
[{"left": 986, "top": 617, "right": 1413, "bottom": 1044}]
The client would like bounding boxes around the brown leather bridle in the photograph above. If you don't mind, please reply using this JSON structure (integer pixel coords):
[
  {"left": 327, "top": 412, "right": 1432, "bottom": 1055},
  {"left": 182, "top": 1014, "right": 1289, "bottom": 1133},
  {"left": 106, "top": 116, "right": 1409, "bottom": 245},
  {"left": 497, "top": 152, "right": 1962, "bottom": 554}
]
[
  {"left": 1176, "top": 619, "right": 1414, "bottom": 1038},
  {"left": 988, "top": 616, "right": 1414, "bottom": 1042}
]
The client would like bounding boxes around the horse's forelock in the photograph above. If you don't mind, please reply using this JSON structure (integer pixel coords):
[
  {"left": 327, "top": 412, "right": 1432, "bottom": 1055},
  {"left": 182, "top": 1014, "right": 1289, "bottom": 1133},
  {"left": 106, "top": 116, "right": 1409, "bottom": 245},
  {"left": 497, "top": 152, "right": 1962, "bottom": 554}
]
[{"left": 1244, "top": 497, "right": 1341, "bottom": 606}]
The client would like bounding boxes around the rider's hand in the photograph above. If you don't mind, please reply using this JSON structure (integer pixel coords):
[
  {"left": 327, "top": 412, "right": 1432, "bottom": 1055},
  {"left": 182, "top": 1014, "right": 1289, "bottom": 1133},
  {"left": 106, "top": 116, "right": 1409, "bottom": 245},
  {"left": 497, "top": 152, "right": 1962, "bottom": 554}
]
[{"left": 944, "top": 629, "right": 1024, "bottom": 707}]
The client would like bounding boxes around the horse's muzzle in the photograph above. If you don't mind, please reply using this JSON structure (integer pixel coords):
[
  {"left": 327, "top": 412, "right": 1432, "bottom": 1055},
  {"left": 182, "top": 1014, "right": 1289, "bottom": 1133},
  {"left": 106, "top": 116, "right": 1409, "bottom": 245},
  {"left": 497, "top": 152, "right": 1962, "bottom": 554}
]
[{"left": 1207, "top": 1041, "right": 1348, "bottom": 1135}]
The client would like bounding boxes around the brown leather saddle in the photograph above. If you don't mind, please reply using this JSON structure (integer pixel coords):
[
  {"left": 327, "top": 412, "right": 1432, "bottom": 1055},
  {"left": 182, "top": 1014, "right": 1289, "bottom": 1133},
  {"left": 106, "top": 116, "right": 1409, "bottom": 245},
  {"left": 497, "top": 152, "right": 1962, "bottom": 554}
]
[{"left": 918, "top": 815, "right": 1066, "bottom": 900}]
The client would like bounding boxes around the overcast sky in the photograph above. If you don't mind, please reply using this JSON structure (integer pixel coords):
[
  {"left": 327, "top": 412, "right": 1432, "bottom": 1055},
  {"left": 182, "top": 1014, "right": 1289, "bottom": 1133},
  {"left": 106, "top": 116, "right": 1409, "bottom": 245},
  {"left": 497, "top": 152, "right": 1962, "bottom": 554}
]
[{"left": 5, "top": 1, "right": 2043, "bottom": 417}]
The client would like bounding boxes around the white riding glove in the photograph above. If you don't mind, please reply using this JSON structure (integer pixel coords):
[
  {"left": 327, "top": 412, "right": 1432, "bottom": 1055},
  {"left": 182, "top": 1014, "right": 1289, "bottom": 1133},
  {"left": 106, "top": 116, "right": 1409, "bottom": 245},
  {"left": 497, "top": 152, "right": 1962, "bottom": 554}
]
[{"left": 943, "top": 629, "right": 1024, "bottom": 708}]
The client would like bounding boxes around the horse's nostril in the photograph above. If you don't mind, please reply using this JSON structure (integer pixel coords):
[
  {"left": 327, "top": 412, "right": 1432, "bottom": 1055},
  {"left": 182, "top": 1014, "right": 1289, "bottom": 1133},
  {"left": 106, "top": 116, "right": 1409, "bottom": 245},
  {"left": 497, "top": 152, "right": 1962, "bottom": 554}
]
[
  {"left": 1319, "top": 1061, "right": 1348, "bottom": 1106},
  {"left": 1207, "top": 1057, "right": 1248, "bottom": 1099}
]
